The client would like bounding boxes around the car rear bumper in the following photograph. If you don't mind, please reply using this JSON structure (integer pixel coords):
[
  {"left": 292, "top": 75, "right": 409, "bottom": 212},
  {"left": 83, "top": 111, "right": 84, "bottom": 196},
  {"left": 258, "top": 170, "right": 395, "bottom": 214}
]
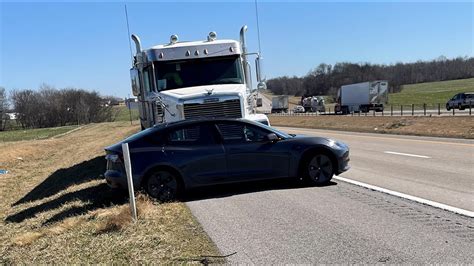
[{"left": 104, "top": 170, "right": 127, "bottom": 189}]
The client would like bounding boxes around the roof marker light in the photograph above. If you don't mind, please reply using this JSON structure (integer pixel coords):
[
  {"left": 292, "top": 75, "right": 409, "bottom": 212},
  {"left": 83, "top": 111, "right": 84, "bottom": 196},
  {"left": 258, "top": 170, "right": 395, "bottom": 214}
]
[
  {"left": 185, "top": 50, "right": 190, "bottom": 56},
  {"left": 170, "top": 34, "right": 178, "bottom": 44},
  {"left": 229, "top": 47, "right": 234, "bottom": 53},
  {"left": 159, "top": 52, "right": 164, "bottom": 59},
  {"left": 207, "top": 31, "right": 217, "bottom": 41},
  {"left": 194, "top": 50, "right": 199, "bottom": 56},
  {"left": 204, "top": 49, "right": 208, "bottom": 55}
]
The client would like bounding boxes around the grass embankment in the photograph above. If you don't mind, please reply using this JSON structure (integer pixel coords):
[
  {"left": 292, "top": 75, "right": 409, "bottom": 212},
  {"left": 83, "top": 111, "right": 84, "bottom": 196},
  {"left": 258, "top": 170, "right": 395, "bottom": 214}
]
[
  {"left": 389, "top": 78, "right": 474, "bottom": 105},
  {"left": 269, "top": 116, "right": 474, "bottom": 139},
  {"left": 111, "top": 105, "right": 140, "bottom": 122},
  {"left": 0, "top": 125, "right": 79, "bottom": 142},
  {"left": 0, "top": 122, "right": 221, "bottom": 263}
]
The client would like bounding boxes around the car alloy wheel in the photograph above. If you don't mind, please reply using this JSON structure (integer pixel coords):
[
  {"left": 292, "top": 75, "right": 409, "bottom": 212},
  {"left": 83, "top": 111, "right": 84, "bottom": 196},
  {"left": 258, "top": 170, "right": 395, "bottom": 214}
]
[
  {"left": 307, "top": 154, "right": 334, "bottom": 185},
  {"left": 146, "top": 170, "right": 178, "bottom": 201}
]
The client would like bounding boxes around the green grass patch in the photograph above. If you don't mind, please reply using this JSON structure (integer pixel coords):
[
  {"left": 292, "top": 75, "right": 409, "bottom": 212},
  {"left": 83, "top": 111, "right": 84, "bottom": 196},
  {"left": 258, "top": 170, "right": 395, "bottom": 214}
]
[
  {"left": 389, "top": 78, "right": 474, "bottom": 105},
  {"left": 111, "top": 105, "right": 140, "bottom": 122},
  {"left": 0, "top": 125, "right": 79, "bottom": 142}
]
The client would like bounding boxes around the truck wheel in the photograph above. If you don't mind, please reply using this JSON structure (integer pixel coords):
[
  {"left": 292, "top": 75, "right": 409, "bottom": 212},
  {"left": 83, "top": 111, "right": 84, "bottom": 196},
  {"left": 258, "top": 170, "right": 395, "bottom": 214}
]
[{"left": 304, "top": 153, "right": 334, "bottom": 185}]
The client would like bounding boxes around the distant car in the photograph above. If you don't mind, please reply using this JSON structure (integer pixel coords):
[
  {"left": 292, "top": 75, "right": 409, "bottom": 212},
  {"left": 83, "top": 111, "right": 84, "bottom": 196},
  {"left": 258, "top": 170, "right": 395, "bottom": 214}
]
[
  {"left": 293, "top": 105, "right": 306, "bottom": 113},
  {"left": 446, "top": 92, "right": 474, "bottom": 110},
  {"left": 104, "top": 118, "right": 350, "bottom": 201}
]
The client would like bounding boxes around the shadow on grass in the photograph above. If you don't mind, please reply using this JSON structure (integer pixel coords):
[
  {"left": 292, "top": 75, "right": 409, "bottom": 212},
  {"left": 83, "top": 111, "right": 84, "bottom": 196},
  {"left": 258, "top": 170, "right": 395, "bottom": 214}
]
[
  {"left": 13, "top": 156, "right": 107, "bottom": 206},
  {"left": 6, "top": 156, "right": 128, "bottom": 225},
  {"left": 6, "top": 183, "right": 127, "bottom": 225}
]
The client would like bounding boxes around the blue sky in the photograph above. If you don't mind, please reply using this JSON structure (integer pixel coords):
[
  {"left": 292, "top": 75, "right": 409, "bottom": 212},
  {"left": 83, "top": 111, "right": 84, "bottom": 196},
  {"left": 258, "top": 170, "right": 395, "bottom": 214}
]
[{"left": 1, "top": 1, "right": 473, "bottom": 97}]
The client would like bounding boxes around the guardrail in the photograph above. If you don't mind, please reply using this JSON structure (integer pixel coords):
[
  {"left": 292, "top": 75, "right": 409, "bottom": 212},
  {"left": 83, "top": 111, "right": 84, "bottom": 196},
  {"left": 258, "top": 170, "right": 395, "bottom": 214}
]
[{"left": 269, "top": 103, "right": 472, "bottom": 117}]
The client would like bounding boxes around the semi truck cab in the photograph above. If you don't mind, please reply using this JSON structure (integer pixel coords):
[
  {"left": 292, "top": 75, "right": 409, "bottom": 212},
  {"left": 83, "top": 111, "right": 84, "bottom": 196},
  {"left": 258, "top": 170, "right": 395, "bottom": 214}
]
[{"left": 129, "top": 26, "right": 268, "bottom": 129}]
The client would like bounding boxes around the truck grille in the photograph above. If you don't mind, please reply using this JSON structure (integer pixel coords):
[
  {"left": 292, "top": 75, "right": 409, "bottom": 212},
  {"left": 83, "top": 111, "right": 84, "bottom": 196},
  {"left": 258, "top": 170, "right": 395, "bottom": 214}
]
[{"left": 183, "top": 99, "right": 242, "bottom": 119}]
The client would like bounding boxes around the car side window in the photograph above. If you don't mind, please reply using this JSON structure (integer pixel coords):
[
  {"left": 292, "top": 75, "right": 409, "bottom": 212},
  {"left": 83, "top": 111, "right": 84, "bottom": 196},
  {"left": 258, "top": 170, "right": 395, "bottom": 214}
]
[
  {"left": 167, "top": 124, "right": 214, "bottom": 145},
  {"left": 216, "top": 123, "right": 269, "bottom": 143}
]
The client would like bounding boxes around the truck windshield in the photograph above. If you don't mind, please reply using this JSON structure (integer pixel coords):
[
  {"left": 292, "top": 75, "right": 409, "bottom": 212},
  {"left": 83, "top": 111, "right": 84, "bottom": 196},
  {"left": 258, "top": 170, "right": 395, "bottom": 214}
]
[{"left": 154, "top": 55, "right": 244, "bottom": 91}]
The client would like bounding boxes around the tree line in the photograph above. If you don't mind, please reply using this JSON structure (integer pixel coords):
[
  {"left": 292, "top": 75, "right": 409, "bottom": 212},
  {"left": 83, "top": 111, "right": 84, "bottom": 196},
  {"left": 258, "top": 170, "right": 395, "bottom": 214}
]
[
  {"left": 266, "top": 56, "right": 474, "bottom": 97},
  {"left": 0, "top": 85, "right": 120, "bottom": 130}
]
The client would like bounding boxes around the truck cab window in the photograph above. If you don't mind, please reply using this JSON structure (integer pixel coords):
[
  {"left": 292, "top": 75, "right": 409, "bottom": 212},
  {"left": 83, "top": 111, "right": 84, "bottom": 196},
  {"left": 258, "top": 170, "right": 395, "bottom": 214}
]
[
  {"left": 143, "top": 68, "right": 153, "bottom": 93},
  {"left": 154, "top": 55, "right": 244, "bottom": 91}
]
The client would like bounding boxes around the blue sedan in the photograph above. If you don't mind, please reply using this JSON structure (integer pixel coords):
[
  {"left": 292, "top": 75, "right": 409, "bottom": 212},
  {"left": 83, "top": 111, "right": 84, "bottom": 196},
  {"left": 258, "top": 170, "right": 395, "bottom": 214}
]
[{"left": 104, "top": 118, "right": 350, "bottom": 201}]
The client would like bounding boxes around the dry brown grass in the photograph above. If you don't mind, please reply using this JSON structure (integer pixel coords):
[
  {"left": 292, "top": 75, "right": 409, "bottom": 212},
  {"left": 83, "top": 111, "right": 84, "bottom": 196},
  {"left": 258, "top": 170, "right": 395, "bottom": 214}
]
[
  {"left": 269, "top": 116, "right": 474, "bottom": 139},
  {"left": 0, "top": 121, "right": 221, "bottom": 264}
]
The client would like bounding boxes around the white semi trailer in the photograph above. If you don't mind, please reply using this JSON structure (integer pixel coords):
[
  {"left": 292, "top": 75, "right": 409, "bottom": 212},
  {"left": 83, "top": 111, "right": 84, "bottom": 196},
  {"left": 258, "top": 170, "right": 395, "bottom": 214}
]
[
  {"left": 129, "top": 26, "right": 268, "bottom": 129},
  {"left": 335, "top": 81, "right": 388, "bottom": 114}
]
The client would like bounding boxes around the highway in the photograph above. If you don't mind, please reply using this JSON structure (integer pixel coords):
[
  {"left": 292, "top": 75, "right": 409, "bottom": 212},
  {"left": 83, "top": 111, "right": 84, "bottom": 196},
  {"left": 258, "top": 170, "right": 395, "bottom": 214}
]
[
  {"left": 186, "top": 128, "right": 474, "bottom": 263},
  {"left": 279, "top": 127, "right": 474, "bottom": 212}
]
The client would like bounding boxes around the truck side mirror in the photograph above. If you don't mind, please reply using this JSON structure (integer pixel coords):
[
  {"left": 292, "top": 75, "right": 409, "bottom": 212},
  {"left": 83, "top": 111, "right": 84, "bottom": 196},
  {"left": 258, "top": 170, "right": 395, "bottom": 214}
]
[
  {"left": 257, "top": 82, "right": 266, "bottom": 91},
  {"left": 255, "top": 56, "right": 265, "bottom": 82},
  {"left": 130, "top": 68, "right": 141, "bottom": 96}
]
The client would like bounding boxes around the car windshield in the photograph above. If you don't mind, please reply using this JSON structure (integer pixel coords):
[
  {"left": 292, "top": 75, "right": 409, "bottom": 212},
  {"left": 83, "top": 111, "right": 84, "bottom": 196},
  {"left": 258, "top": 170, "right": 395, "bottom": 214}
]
[{"left": 154, "top": 55, "right": 244, "bottom": 91}]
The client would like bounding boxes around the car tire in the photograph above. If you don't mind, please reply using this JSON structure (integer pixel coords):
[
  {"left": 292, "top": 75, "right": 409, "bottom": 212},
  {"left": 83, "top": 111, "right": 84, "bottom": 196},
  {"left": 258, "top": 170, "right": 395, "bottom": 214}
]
[
  {"left": 145, "top": 170, "right": 180, "bottom": 202},
  {"left": 304, "top": 152, "right": 335, "bottom": 185},
  {"left": 446, "top": 104, "right": 451, "bottom": 111}
]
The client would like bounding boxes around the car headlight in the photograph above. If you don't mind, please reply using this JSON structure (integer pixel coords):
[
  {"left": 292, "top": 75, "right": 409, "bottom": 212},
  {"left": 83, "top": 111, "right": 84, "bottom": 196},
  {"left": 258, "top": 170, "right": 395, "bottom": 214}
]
[{"left": 328, "top": 139, "right": 348, "bottom": 150}]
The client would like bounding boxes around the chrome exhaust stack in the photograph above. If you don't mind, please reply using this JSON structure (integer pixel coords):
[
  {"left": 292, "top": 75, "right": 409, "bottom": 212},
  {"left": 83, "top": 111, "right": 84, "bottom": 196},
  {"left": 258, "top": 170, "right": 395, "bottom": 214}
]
[
  {"left": 240, "top": 25, "right": 248, "bottom": 55},
  {"left": 131, "top": 34, "right": 142, "bottom": 54}
]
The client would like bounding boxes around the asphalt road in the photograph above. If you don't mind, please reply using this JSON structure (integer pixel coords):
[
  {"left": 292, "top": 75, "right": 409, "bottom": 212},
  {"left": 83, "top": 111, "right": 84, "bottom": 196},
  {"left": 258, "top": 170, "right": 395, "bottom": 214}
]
[
  {"left": 278, "top": 127, "right": 474, "bottom": 212},
  {"left": 186, "top": 128, "right": 474, "bottom": 263}
]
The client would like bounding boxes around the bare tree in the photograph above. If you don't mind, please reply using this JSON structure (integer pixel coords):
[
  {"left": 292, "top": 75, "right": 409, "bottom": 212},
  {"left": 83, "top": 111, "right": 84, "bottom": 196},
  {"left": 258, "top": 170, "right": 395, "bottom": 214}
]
[{"left": 0, "top": 87, "right": 9, "bottom": 131}]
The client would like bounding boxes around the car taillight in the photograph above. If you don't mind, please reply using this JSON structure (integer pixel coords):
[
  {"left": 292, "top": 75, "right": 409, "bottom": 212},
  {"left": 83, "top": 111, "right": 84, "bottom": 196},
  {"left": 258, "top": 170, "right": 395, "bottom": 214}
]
[{"left": 106, "top": 154, "right": 122, "bottom": 163}]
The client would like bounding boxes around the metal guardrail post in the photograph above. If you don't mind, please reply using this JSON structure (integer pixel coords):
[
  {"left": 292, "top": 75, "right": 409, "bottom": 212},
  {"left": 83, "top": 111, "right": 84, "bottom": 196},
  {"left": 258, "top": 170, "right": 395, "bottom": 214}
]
[
  {"left": 423, "top": 103, "right": 426, "bottom": 116},
  {"left": 453, "top": 107, "right": 455, "bottom": 116},
  {"left": 438, "top": 103, "right": 440, "bottom": 115},
  {"left": 470, "top": 103, "right": 472, "bottom": 116},
  {"left": 411, "top": 104, "right": 414, "bottom": 116},
  {"left": 391, "top": 105, "right": 393, "bottom": 116},
  {"left": 401, "top": 105, "right": 403, "bottom": 116}
]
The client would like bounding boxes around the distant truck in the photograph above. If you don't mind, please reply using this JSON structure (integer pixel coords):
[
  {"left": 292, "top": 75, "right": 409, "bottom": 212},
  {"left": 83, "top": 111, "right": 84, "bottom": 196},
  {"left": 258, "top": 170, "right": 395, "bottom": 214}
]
[
  {"left": 335, "top": 81, "right": 388, "bottom": 114},
  {"left": 271, "top": 95, "right": 289, "bottom": 113},
  {"left": 301, "top": 96, "right": 326, "bottom": 112}
]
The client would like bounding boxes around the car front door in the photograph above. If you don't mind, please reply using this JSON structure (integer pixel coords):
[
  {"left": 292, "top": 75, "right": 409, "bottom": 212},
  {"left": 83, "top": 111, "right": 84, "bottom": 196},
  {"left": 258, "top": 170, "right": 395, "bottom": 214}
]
[
  {"left": 215, "top": 121, "right": 290, "bottom": 181},
  {"left": 164, "top": 123, "right": 227, "bottom": 185}
]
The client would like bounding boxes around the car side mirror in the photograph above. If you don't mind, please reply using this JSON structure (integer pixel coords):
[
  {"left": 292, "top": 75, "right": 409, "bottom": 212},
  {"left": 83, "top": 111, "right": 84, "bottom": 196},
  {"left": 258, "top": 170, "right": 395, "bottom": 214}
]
[{"left": 264, "top": 133, "right": 278, "bottom": 142}]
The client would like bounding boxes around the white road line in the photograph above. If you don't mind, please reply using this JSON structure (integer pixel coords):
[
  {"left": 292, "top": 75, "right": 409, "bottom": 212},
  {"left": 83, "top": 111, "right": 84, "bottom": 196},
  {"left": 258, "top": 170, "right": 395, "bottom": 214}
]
[
  {"left": 384, "top": 151, "right": 431, "bottom": 158},
  {"left": 333, "top": 176, "right": 474, "bottom": 218}
]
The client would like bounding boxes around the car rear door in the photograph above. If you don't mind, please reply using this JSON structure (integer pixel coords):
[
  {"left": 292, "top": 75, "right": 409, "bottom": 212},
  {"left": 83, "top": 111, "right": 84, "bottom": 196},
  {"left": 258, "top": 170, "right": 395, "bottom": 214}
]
[
  {"left": 164, "top": 122, "right": 227, "bottom": 185},
  {"left": 215, "top": 121, "right": 290, "bottom": 181}
]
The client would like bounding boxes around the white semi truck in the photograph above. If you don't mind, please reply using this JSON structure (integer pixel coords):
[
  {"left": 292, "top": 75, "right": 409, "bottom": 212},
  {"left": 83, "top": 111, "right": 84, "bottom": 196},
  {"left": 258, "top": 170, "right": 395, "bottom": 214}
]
[
  {"left": 129, "top": 26, "right": 268, "bottom": 129},
  {"left": 271, "top": 95, "right": 289, "bottom": 113},
  {"left": 335, "top": 81, "right": 388, "bottom": 114}
]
